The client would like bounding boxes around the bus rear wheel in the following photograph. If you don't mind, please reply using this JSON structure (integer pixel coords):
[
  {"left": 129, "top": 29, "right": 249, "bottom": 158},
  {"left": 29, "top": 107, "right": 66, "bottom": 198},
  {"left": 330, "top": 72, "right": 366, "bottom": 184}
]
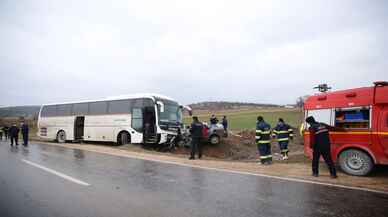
[
  {"left": 57, "top": 130, "right": 66, "bottom": 143},
  {"left": 117, "top": 132, "right": 130, "bottom": 145},
  {"left": 338, "top": 149, "right": 374, "bottom": 176}
]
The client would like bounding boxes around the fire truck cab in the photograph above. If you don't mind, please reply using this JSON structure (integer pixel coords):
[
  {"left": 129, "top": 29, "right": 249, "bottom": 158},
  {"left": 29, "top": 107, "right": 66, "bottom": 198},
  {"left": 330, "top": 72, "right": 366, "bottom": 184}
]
[{"left": 303, "top": 81, "right": 388, "bottom": 176}]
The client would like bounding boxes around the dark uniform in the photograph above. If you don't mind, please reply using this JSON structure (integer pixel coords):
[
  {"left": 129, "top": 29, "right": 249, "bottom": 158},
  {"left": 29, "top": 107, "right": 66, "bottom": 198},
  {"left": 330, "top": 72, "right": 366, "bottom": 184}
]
[
  {"left": 256, "top": 119, "right": 272, "bottom": 164},
  {"left": 9, "top": 125, "right": 19, "bottom": 147},
  {"left": 272, "top": 121, "right": 293, "bottom": 159},
  {"left": 309, "top": 122, "right": 337, "bottom": 177},
  {"left": 222, "top": 117, "right": 228, "bottom": 131},
  {"left": 210, "top": 116, "right": 218, "bottom": 125},
  {"left": 4, "top": 126, "right": 9, "bottom": 140},
  {"left": 21, "top": 123, "right": 29, "bottom": 146},
  {"left": 190, "top": 119, "right": 204, "bottom": 159}
]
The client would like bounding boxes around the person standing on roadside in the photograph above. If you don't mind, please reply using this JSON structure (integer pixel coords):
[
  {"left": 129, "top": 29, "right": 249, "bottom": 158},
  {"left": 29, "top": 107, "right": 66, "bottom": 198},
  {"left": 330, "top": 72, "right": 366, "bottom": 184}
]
[
  {"left": 9, "top": 124, "right": 20, "bottom": 147},
  {"left": 305, "top": 116, "right": 337, "bottom": 178},
  {"left": 4, "top": 125, "right": 9, "bottom": 140},
  {"left": 0, "top": 126, "right": 3, "bottom": 140},
  {"left": 272, "top": 118, "right": 293, "bottom": 160},
  {"left": 222, "top": 116, "right": 228, "bottom": 135},
  {"left": 189, "top": 116, "right": 204, "bottom": 160},
  {"left": 21, "top": 122, "right": 29, "bottom": 147},
  {"left": 256, "top": 116, "right": 272, "bottom": 165}
]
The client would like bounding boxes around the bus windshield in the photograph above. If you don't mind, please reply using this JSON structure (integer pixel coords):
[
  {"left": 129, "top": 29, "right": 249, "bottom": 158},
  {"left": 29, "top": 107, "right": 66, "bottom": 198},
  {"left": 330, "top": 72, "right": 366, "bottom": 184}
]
[{"left": 157, "top": 100, "right": 182, "bottom": 125}]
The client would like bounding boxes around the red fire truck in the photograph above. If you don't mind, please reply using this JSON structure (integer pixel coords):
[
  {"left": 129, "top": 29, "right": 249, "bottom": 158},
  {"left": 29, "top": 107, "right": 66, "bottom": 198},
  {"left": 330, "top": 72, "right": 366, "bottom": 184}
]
[{"left": 303, "top": 81, "right": 388, "bottom": 176}]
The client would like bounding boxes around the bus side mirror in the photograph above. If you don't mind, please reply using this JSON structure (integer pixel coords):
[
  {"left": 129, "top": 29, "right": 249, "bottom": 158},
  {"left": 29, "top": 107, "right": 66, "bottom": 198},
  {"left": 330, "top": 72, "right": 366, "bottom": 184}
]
[
  {"left": 182, "top": 105, "right": 193, "bottom": 116},
  {"left": 156, "top": 101, "right": 164, "bottom": 113}
]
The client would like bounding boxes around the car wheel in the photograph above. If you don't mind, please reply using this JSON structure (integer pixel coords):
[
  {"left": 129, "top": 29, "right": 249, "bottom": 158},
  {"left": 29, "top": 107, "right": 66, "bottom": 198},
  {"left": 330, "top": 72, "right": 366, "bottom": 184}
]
[
  {"left": 57, "top": 131, "right": 66, "bottom": 143},
  {"left": 339, "top": 149, "right": 374, "bottom": 176},
  {"left": 209, "top": 135, "right": 220, "bottom": 145}
]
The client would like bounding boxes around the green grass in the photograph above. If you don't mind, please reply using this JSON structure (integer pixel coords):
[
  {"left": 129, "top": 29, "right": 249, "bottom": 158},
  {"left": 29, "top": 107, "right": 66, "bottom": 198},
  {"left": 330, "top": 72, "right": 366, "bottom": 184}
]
[{"left": 184, "top": 109, "right": 303, "bottom": 130}]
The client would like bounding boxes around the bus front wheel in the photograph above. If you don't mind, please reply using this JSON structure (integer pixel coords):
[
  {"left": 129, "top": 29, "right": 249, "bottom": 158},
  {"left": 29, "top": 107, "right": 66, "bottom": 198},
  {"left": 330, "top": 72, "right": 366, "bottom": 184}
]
[
  {"left": 117, "top": 132, "right": 130, "bottom": 145},
  {"left": 338, "top": 149, "right": 374, "bottom": 176},
  {"left": 57, "top": 130, "right": 66, "bottom": 143}
]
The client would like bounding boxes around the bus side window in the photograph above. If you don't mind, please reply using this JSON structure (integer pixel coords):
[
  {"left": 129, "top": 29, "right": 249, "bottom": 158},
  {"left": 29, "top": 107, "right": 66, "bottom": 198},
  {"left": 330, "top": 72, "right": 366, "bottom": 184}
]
[
  {"left": 108, "top": 100, "right": 131, "bottom": 114},
  {"left": 73, "top": 103, "right": 89, "bottom": 116},
  {"left": 89, "top": 101, "right": 108, "bottom": 115},
  {"left": 57, "top": 104, "right": 72, "bottom": 116}
]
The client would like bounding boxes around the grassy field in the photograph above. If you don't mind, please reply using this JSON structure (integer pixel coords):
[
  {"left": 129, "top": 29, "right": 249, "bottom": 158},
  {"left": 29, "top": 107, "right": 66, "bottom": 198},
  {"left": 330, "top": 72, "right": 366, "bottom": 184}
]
[{"left": 184, "top": 108, "right": 303, "bottom": 130}]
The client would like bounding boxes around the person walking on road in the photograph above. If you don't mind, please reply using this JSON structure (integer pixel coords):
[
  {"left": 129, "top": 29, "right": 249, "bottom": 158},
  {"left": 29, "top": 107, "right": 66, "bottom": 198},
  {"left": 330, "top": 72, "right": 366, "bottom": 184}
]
[
  {"left": 189, "top": 116, "right": 204, "bottom": 160},
  {"left": 9, "top": 124, "right": 20, "bottom": 147},
  {"left": 21, "top": 122, "right": 29, "bottom": 147},
  {"left": 305, "top": 116, "right": 337, "bottom": 178},
  {"left": 272, "top": 118, "right": 293, "bottom": 160},
  {"left": 256, "top": 116, "right": 272, "bottom": 165}
]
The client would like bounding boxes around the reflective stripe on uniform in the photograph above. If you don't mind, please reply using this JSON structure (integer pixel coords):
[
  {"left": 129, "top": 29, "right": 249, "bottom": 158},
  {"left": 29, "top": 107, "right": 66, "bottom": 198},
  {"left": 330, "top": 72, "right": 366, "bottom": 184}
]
[
  {"left": 255, "top": 136, "right": 261, "bottom": 139},
  {"left": 261, "top": 131, "right": 271, "bottom": 135},
  {"left": 281, "top": 149, "right": 289, "bottom": 153},
  {"left": 256, "top": 130, "right": 262, "bottom": 133},
  {"left": 277, "top": 138, "right": 289, "bottom": 142},
  {"left": 289, "top": 134, "right": 294, "bottom": 137},
  {"left": 260, "top": 155, "right": 272, "bottom": 159},
  {"left": 316, "top": 129, "right": 328, "bottom": 134},
  {"left": 258, "top": 140, "right": 271, "bottom": 144},
  {"left": 276, "top": 130, "right": 289, "bottom": 134}
]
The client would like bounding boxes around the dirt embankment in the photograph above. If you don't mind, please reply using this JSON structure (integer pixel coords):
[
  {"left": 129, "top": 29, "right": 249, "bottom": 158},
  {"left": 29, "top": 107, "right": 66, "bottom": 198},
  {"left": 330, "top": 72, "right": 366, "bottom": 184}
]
[{"left": 172, "top": 128, "right": 305, "bottom": 161}]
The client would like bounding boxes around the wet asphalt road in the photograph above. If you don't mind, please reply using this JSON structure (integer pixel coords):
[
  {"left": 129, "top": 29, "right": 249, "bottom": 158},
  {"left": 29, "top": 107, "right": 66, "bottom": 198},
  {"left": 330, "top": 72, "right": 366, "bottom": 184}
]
[{"left": 0, "top": 141, "right": 387, "bottom": 217}]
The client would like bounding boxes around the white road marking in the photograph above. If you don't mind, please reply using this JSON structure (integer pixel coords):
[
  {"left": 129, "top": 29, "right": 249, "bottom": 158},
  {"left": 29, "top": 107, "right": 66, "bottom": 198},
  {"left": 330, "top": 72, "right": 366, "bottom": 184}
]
[
  {"left": 21, "top": 159, "right": 90, "bottom": 186},
  {"left": 34, "top": 142, "right": 388, "bottom": 195},
  {"left": 118, "top": 155, "right": 388, "bottom": 195}
]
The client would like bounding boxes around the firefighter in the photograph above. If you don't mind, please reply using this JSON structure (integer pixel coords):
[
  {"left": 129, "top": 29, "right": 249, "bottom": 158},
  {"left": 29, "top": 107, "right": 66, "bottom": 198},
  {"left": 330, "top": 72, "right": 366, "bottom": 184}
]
[
  {"left": 0, "top": 126, "right": 3, "bottom": 140},
  {"left": 21, "top": 122, "right": 29, "bottom": 147},
  {"left": 272, "top": 118, "right": 293, "bottom": 160},
  {"left": 9, "top": 124, "right": 20, "bottom": 147},
  {"left": 256, "top": 116, "right": 272, "bottom": 165},
  {"left": 189, "top": 116, "right": 204, "bottom": 160},
  {"left": 305, "top": 116, "right": 337, "bottom": 178}
]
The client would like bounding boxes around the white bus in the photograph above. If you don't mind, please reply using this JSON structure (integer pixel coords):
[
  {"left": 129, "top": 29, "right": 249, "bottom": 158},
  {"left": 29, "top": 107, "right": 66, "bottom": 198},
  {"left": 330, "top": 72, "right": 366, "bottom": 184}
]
[{"left": 37, "top": 94, "right": 190, "bottom": 146}]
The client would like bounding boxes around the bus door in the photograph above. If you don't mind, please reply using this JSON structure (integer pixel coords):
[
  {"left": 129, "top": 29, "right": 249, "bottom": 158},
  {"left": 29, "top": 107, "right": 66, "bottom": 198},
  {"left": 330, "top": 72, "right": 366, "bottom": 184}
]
[
  {"left": 143, "top": 107, "right": 157, "bottom": 143},
  {"left": 378, "top": 107, "right": 388, "bottom": 156},
  {"left": 74, "top": 116, "right": 85, "bottom": 140}
]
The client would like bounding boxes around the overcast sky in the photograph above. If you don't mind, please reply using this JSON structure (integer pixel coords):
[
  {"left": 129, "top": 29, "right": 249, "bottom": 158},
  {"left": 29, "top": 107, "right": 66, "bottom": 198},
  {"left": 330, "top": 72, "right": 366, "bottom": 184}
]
[{"left": 1, "top": 0, "right": 387, "bottom": 106}]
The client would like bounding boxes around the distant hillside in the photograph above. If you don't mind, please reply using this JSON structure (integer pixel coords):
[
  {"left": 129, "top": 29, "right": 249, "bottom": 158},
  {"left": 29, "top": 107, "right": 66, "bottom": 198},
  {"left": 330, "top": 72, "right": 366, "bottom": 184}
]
[
  {"left": 0, "top": 106, "right": 40, "bottom": 118},
  {"left": 188, "top": 101, "right": 280, "bottom": 111}
]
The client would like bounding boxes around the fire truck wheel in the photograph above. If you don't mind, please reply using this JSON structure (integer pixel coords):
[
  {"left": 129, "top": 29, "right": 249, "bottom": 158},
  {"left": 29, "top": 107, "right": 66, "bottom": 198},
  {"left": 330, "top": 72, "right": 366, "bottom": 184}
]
[{"left": 339, "top": 149, "right": 374, "bottom": 176}]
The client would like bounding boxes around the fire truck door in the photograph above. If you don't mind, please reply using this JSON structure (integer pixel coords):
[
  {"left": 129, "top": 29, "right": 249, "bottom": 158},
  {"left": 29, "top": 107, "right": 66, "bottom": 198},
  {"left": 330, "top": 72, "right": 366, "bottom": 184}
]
[{"left": 378, "top": 108, "right": 388, "bottom": 155}]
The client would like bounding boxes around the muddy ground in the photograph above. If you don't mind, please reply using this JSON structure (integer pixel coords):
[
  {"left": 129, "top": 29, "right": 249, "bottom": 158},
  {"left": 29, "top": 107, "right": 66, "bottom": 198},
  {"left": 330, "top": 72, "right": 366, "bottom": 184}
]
[{"left": 171, "top": 129, "right": 305, "bottom": 161}]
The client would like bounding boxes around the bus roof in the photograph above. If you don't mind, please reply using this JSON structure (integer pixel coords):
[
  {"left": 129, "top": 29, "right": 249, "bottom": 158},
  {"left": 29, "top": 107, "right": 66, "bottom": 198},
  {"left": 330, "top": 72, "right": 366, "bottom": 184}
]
[{"left": 42, "top": 93, "right": 177, "bottom": 106}]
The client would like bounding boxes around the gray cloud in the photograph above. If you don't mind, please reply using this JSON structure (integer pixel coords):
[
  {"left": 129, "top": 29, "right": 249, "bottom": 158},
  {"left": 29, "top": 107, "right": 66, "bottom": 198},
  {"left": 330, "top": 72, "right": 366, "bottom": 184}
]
[{"left": 0, "top": 0, "right": 387, "bottom": 106}]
